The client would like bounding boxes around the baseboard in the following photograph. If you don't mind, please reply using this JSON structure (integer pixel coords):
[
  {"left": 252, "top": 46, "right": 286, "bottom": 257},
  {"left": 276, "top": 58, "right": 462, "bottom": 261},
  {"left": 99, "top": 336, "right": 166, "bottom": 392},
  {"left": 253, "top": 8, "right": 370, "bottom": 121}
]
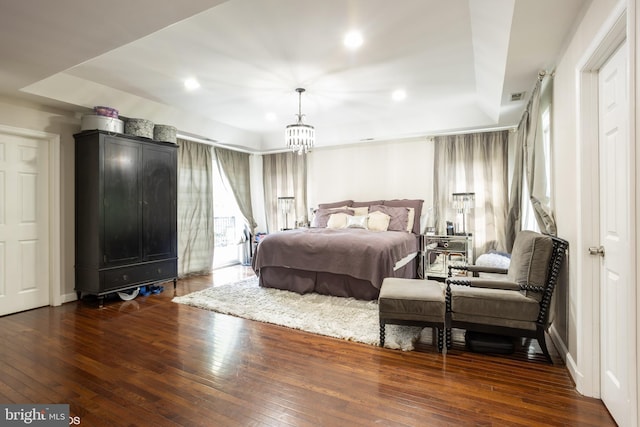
[
  {"left": 548, "top": 324, "right": 568, "bottom": 364},
  {"left": 549, "top": 325, "right": 595, "bottom": 397},
  {"left": 61, "top": 292, "right": 78, "bottom": 304}
]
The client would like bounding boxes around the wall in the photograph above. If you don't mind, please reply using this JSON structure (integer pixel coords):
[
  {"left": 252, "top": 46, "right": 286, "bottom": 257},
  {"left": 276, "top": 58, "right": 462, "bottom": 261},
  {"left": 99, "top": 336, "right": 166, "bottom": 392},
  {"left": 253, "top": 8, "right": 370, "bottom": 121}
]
[
  {"left": 307, "top": 137, "right": 435, "bottom": 212},
  {"left": 552, "top": 0, "right": 623, "bottom": 386},
  {"left": 0, "top": 96, "right": 79, "bottom": 301}
]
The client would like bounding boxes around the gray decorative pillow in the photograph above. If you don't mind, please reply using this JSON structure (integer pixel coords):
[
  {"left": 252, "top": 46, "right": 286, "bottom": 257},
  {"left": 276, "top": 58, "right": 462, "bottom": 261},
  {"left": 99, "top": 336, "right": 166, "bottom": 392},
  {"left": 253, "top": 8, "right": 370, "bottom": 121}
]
[
  {"left": 311, "top": 208, "right": 353, "bottom": 228},
  {"left": 318, "top": 200, "right": 354, "bottom": 209},
  {"left": 507, "top": 231, "right": 553, "bottom": 287},
  {"left": 351, "top": 200, "right": 384, "bottom": 208},
  {"left": 383, "top": 199, "right": 424, "bottom": 234}
]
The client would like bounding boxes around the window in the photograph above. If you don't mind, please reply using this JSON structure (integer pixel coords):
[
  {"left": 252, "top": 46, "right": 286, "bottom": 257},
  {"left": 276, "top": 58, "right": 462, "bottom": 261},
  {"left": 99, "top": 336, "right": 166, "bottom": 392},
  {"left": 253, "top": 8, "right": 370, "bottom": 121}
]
[
  {"left": 433, "top": 131, "right": 509, "bottom": 255},
  {"left": 212, "top": 162, "right": 248, "bottom": 269}
]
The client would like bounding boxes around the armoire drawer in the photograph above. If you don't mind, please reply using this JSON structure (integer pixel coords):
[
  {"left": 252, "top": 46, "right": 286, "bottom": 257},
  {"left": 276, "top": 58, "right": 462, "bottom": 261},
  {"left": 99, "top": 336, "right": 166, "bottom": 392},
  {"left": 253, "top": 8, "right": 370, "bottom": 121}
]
[{"left": 101, "top": 260, "right": 177, "bottom": 291}]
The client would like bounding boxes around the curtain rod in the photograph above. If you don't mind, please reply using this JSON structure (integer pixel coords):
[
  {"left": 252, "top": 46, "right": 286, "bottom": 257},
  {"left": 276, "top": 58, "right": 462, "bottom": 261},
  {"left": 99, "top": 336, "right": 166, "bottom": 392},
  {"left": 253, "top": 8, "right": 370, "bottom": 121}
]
[
  {"left": 176, "top": 133, "right": 258, "bottom": 155},
  {"left": 425, "top": 125, "right": 517, "bottom": 140}
]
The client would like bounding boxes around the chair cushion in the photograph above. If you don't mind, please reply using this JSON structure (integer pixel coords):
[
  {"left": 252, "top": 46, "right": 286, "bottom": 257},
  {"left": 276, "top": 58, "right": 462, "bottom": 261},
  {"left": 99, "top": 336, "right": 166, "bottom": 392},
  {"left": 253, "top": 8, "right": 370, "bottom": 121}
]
[
  {"left": 379, "top": 278, "right": 445, "bottom": 323},
  {"left": 450, "top": 284, "right": 541, "bottom": 323},
  {"left": 507, "top": 231, "right": 553, "bottom": 287}
]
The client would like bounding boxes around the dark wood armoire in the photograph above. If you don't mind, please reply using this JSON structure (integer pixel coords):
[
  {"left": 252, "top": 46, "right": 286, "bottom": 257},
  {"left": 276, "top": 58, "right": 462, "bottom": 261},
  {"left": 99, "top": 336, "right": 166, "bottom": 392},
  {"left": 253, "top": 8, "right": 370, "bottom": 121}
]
[{"left": 74, "top": 130, "right": 178, "bottom": 304}]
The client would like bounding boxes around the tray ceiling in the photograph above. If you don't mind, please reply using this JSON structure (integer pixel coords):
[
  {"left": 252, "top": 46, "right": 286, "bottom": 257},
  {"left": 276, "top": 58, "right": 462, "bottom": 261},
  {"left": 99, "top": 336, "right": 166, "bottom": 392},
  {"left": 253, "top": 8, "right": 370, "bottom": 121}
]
[{"left": 1, "top": 0, "right": 588, "bottom": 151}]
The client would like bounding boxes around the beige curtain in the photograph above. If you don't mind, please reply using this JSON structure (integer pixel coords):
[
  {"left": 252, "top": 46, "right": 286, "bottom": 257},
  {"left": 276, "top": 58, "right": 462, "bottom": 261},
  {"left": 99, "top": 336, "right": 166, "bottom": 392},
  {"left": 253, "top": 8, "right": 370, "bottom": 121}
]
[
  {"left": 262, "top": 152, "right": 307, "bottom": 233},
  {"left": 506, "top": 115, "right": 526, "bottom": 250},
  {"left": 214, "top": 147, "right": 257, "bottom": 232},
  {"left": 177, "top": 139, "right": 215, "bottom": 277},
  {"left": 433, "top": 131, "right": 509, "bottom": 259},
  {"left": 506, "top": 73, "right": 556, "bottom": 250}
]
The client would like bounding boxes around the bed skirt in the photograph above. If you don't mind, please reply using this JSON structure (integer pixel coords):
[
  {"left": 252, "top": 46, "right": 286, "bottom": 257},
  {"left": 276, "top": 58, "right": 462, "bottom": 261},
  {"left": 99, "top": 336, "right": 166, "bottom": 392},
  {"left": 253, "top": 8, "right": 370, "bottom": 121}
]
[{"left": 257, "top": 258, "right": 417, "bottom": 300}]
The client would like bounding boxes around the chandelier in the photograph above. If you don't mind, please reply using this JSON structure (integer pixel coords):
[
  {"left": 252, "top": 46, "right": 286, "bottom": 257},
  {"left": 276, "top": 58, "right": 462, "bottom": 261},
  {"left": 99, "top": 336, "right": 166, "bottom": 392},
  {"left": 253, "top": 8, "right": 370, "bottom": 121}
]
[{"left": 285, "top": 88, "right": 315, "bottom": 154}]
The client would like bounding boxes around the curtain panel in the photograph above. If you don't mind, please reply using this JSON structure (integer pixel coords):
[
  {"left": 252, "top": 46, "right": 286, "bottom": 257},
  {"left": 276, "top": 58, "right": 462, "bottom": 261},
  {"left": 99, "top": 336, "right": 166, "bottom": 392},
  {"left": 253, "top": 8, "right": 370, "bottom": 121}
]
[
  {"left": 262, "top": 152, "right": 307, "bottom": 233},
  {"left": 506, "top": 73, "right": 556, "bottom": 250},
  {"left": 506, "top": 113, "right": 527, "bottom": 250},
  {"left": 177, "top": 139, "right": 215, "bottom": 277},
  {"left": 214, "top": 147, "right": 257, "bottom": 232},
  {"left": 433, "top": 131, "right": 509, "bottom": 259}
]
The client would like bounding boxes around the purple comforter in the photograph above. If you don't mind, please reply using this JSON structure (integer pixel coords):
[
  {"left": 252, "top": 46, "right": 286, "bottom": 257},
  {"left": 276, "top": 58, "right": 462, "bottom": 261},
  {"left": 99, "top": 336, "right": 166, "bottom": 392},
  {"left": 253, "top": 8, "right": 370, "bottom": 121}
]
[{"left": 252, "top": 228, "right": 419, "bottom": 289}]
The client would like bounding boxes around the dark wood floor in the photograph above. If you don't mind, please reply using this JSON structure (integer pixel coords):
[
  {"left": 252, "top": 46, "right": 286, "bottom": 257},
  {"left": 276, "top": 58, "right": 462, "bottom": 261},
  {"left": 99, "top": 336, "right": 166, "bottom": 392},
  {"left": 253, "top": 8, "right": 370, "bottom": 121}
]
[{"left": 0, "top": 266, "right": 615, "bottom": 426}]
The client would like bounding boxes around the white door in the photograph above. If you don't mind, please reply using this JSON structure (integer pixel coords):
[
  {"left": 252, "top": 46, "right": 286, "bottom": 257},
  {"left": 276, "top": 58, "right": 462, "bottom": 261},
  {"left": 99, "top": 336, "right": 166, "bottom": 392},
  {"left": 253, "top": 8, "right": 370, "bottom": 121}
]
[
  {"left": 0, "top": 132, "right": 50, "bottom": 316},
  {"left": 597, "top": 41, "right": 637, "bottom": 426}
]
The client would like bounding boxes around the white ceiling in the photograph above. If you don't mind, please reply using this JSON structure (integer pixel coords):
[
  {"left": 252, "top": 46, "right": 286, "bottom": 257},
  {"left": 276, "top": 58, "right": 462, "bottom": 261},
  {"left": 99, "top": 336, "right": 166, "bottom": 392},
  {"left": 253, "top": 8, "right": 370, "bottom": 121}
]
[{"left": 1, "top": 0, "right": 588, "bottom": 152}]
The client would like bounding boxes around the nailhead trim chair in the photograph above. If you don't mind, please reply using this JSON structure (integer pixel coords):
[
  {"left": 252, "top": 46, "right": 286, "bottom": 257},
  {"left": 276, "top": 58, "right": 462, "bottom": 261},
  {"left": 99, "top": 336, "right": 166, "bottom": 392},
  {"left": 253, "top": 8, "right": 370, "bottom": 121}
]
[{"left": 445, "top": 231, "right": 568, "bottom": 363}]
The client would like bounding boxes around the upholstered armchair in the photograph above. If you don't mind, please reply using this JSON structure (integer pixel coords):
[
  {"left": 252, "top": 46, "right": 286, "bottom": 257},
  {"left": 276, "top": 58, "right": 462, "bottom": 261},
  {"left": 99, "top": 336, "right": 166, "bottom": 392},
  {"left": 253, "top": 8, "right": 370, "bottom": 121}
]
[{"left": 445, "top": 231, "right": 568, "bottom": 363}]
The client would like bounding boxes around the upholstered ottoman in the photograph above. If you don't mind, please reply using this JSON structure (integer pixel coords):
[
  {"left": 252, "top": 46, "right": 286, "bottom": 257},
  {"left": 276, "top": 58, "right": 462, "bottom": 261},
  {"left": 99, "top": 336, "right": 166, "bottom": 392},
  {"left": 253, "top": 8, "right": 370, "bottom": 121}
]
[{"left": 378, "top": 278, "right": 446, "bottom": 351}]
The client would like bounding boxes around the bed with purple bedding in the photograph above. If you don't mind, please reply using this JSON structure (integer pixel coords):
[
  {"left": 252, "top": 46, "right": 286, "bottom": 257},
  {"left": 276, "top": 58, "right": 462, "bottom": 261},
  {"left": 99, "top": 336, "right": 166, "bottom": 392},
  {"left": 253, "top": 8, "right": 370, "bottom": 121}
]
[{"left": 252, "top": 199, "right": 423, "bottom": 300}]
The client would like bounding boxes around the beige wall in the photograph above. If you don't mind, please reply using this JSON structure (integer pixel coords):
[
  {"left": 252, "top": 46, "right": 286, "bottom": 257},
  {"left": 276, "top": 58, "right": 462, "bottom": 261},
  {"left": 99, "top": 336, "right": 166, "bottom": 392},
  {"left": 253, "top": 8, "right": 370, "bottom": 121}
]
[
  {"left": 0, "top": 96, "right": 80, "bottom": 300},
  {"left": 553, "top": 0, "right": 623, "bottom": 376}
]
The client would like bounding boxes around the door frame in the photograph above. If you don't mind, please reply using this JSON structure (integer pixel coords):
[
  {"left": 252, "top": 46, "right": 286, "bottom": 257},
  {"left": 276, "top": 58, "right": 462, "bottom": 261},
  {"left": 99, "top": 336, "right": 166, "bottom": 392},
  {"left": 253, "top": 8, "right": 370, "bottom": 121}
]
[
  {"left": 575, "top": 0, "right": 638, "bottom": 406},
  {"left": 0, "top": 124, "right": 61, "bottom": 307}
]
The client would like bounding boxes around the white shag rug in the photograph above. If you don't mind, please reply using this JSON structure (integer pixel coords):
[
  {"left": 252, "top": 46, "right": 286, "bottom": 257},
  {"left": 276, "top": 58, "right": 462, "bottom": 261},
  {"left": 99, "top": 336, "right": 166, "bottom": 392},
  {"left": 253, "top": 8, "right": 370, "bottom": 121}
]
[{"left": 172, "top": 276, "right": 424, "bottom": 351}]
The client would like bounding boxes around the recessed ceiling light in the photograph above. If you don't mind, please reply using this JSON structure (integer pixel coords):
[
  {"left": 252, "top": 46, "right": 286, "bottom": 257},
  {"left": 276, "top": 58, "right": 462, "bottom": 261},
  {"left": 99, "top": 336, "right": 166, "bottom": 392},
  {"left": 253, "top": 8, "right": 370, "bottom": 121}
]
[
  {"left": 343, "top": 30, "right": 363, "bottom": 49},
  {"left": 392, "top": 89, "right": 407, "bottom": 101},
  {"left": 184, "top": 78, "right": 200, "bottom": 90}
]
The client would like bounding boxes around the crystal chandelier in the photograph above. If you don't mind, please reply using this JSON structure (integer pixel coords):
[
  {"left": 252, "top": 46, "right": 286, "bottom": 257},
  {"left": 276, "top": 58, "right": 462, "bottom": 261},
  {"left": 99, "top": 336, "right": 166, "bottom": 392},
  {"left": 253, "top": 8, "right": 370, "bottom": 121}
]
[{"left": 285, "top": 88, "right": 315, "bottom": 155}]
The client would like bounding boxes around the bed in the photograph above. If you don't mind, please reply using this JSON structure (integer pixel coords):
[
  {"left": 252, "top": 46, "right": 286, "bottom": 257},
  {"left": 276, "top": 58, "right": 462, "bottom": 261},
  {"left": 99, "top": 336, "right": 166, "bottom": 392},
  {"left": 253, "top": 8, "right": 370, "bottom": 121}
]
[{"left": 252, "top": 199, "right": 423, "bottom": 300}]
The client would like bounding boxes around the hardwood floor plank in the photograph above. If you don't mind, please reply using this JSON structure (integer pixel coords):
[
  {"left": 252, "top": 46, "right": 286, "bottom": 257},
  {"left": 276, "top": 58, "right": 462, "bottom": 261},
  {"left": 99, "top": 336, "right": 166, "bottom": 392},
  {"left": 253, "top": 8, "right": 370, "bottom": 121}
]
[{"left": 0, "top": 266, "right": 615, "bottom": 426}]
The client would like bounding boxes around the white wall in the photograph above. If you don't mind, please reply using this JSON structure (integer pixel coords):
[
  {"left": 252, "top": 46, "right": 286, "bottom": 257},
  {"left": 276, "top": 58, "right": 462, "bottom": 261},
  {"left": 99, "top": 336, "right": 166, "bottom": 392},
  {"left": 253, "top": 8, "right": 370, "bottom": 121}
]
[
  {"left": 307, "top": 137, "right": 435, "bottom": 211},
  {"left": 0, "top": 96, "right": 78, "bottom": 300}
]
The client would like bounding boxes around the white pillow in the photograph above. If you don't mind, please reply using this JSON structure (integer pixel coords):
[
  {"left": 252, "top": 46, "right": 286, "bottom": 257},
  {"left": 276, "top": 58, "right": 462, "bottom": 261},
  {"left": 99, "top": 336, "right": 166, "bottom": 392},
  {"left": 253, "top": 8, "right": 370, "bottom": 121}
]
[
  {"left": 367, "top": 211, "right": 391, "bottom": 231},
  {"left": 346, "top": 215, "right": 368, "bottom": 229},
  {"left": 476, "top": 253, "right": 512, "bottom": 279},
  {"left": 327, "top": 213, "right": 351, "bottom": 229},
  {"left": 405, "top": 207, "right": 415, "bottom": 233},
  {"left": 476, "top": 253, "right": 511, "bottom": 269},
  {"left": 349, "top": 206, "right": 369, "bottom": 216}
]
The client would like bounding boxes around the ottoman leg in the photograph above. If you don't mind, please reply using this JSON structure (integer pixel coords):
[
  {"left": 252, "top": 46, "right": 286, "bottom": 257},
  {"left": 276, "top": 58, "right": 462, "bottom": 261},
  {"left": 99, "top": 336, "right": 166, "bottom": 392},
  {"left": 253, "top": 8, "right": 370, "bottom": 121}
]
[
  {"left": 379, "top": 321, "right": 386, "bottom": 347},
  {"left": 436, "top": 327, "right": 443, "bottom": 352}
]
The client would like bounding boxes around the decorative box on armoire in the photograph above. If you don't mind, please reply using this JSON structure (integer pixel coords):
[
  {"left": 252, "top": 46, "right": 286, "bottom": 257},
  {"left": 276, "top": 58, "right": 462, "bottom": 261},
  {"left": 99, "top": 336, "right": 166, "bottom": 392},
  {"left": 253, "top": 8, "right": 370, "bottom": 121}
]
[{"left": 74, "top": 130, "right": 178, "bottom": 305}]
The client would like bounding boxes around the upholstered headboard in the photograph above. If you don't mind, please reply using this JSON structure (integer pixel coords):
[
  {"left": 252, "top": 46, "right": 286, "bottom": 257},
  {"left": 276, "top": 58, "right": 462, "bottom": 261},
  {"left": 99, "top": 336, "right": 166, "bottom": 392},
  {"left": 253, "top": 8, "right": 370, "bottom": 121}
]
[{"left": 315, "top": 199, "right": 424, "bottom": 234}]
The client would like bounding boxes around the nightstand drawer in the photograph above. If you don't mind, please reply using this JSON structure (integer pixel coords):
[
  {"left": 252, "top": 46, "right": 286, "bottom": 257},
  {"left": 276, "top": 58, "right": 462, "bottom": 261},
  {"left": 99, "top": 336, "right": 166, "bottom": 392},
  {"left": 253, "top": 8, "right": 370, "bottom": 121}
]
[{"left": 421, "top": 235, "right": 473, "bottom": 279}]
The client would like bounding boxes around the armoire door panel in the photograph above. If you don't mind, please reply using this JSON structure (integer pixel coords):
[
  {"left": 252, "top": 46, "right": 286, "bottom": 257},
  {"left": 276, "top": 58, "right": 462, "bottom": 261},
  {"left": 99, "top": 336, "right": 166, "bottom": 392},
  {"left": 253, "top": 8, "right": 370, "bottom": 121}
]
[
  {"left": 102, "top": 138, "right": 142, "bottom": 265},
  {"left": 142, "top": 145, "right": 177, "bottom": 260}
]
